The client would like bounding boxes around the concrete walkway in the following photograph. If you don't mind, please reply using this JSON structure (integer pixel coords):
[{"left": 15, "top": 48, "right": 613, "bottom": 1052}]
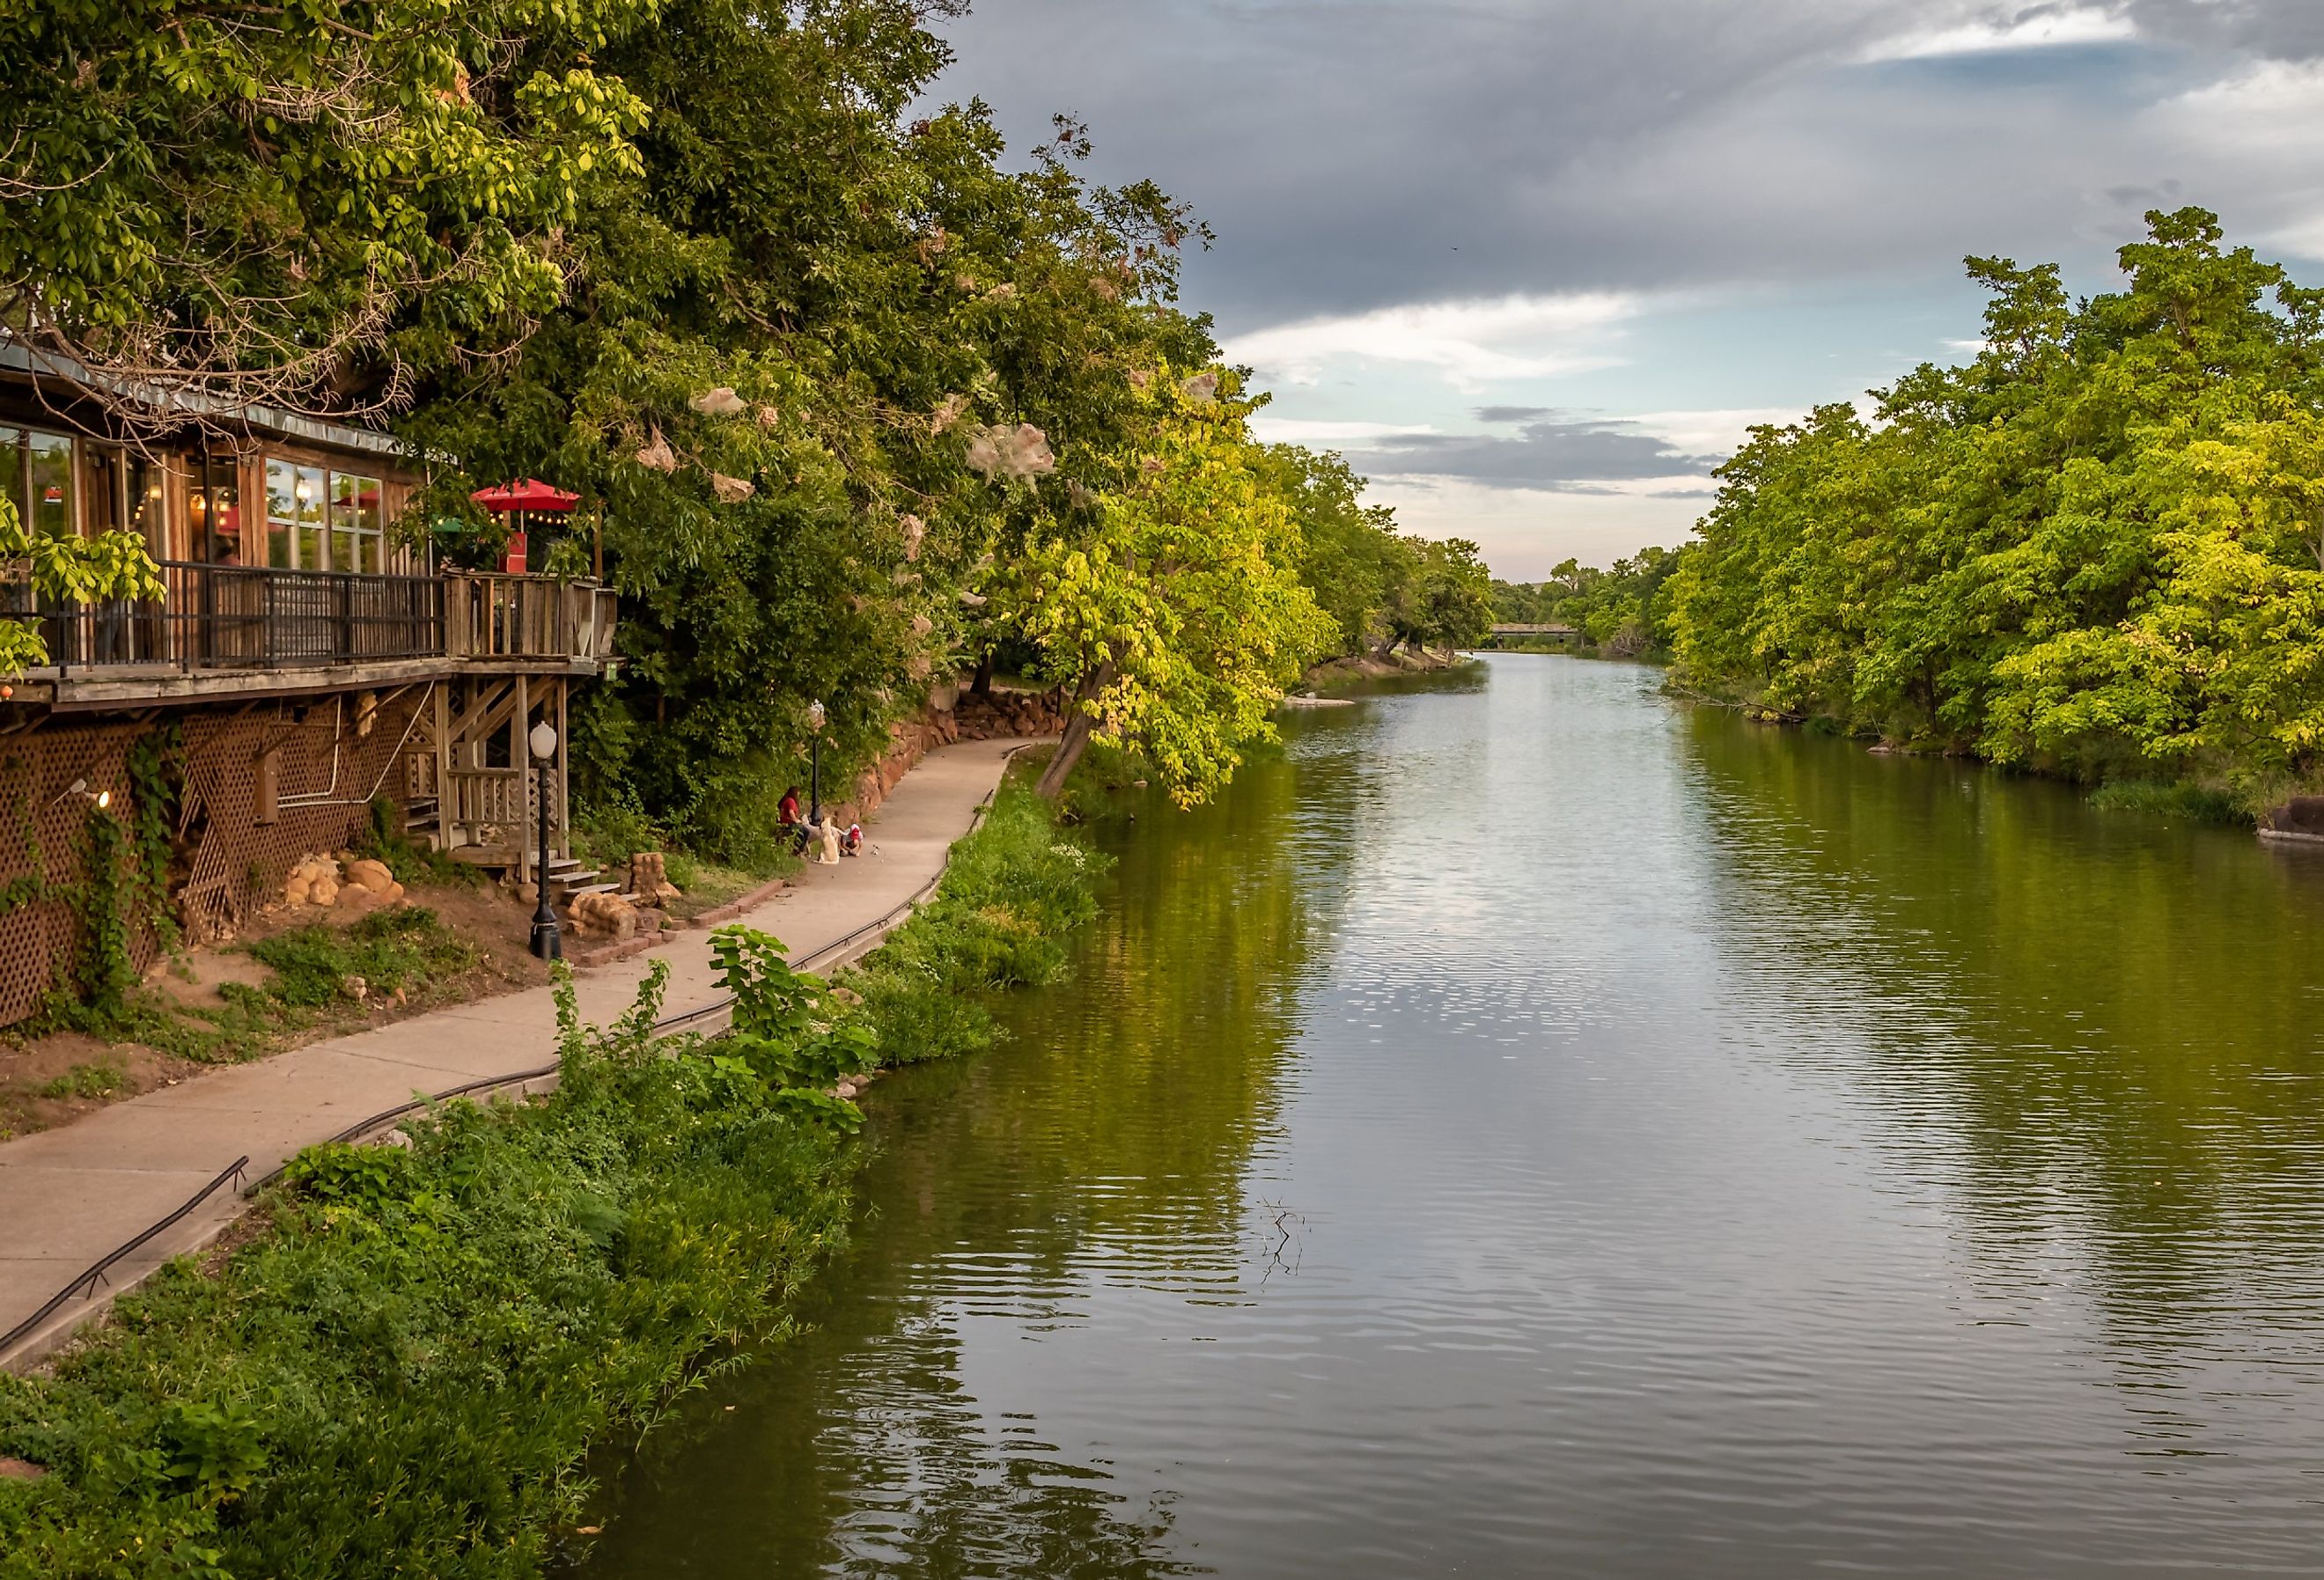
[{"left": 0, "top": 737, "right": 1036, "bottom": 1368}]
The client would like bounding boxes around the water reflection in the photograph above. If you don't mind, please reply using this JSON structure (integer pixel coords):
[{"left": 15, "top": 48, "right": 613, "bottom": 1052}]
[
  {"left": 1684, "top": 709, "right": 2324, "bottom": 1473},
  {"left": 582, "top": 657, "right": 2324, "bottom": 1579},
  {"left": 577, "top": 746, "right": 1324, "bottom": 1577}
]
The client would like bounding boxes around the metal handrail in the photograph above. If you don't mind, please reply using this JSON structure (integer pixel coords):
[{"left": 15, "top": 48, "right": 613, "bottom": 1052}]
[
  {"left": 0, "top": 1156, "right": 249, "bottom": 1356},
  {"left": 2, "top": 563, "right": 617, "bottom": 674}
]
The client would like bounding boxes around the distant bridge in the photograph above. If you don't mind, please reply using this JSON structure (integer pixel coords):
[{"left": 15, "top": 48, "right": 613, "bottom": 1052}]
[{"left": 1483, "top": 623, "right": 1583, "bottom": 648}]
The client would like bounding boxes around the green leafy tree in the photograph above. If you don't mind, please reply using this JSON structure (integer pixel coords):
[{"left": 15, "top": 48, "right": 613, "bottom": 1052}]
[
  {"left": 1384, "top": 536, "right": 1494, "bottom": 654},
  {"left": 1667, "top": 205, "right": 2324, "bottom": 805},
  {"left": 0, "top": 496, "right": 167, "bottom": 680},
  {"left": 0, "top": 0, "right": 651, "bottom": 417},
  {"left": 1011, "top": 373, "right": 1337, "bottom": 803},
  {"left": 1262, "top": 445, "right": 1416, "bottom": 658}
]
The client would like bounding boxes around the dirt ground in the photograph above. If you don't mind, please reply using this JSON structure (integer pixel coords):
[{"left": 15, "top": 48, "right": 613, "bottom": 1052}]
[
  {"left": 0, "top": 1031, "right": 208, "bottom": 1141},
  {"left": 0, "top": 879, "right": 555, "bottom": 1143}
]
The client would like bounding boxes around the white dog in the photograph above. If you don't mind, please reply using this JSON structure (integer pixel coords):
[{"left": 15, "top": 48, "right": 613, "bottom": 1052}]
[{"left": 810, "top": 817, "right": 843, "bottom": 865}]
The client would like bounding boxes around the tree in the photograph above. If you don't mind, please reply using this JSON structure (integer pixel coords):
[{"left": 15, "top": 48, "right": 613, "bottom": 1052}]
[
  {"left": 1011, "top": 373, "right": 1336, "bottom": 804},
  {"left": 1668, "top": 204, "right": 2324, "bottom": 804},
  {"left": 396, "top": 3, "right": 1217, "bottom": 856},
  {"left": 0, "top": 0, "right": 651, "bottom": 421},
  {"left": 1262, "top": 445, "right": 1416, "bottom": 658},
  {"left": 1384, "top": 537, "right": 1494, "bottom": 654}
]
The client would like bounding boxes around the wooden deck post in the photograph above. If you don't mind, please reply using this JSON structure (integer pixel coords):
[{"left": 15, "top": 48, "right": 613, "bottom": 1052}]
[
  {"left": 514, "top": 672, "right": 531, "bottom": 888},
  {"left": 555, "top": 679, "right": 570, "bottom": 862}
]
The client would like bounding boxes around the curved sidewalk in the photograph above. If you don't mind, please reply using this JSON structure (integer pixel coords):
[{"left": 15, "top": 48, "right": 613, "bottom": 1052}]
[{"left": 0, "top": 737, "right": 1035, "bottom": 1370}]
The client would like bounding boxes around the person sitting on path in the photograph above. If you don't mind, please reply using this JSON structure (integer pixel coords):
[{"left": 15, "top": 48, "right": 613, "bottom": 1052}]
[{"left": 778, "top": 785, "right": 806, "bottom": 853}]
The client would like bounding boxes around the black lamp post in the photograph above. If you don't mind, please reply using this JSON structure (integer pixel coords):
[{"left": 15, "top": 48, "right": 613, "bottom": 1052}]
[
  {"left": 528, "top": 719, "right": 562, "bottom": 961},
  {"left": 806, "top": 699, "right": 827, "bottom": 824}
]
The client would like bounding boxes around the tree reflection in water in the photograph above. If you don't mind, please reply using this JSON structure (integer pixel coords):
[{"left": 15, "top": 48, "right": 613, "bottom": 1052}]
[{"left": 575, "top": 742, "right": 1337, "bottom": 1578}]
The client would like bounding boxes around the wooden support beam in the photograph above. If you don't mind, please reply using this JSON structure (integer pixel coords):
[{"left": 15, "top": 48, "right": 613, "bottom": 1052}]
[
  {"left": 555, "top": 678, "right": 570, "bottom": 862},
  {"left": 515, "top": 672, "right": 530, "bottom": 888}
]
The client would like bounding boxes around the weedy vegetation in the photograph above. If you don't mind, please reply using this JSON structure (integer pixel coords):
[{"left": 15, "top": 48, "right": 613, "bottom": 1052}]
[{"left": 0, "top": 785, "right": 1106, "bottom": 1579}]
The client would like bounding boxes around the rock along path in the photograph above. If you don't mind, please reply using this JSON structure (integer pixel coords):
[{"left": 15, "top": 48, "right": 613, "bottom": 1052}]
[{"left": 0, "top": 737, "right": 1039, "bottom": 1371}]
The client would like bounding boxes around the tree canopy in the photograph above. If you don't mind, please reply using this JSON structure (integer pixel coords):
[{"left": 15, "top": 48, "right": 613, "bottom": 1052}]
[
  {"left": 1, "top": 1, "right": 1490, "bottom": 847},
  {"left": 1663, "top": 207, "right": 2324, "bottom": 804}
]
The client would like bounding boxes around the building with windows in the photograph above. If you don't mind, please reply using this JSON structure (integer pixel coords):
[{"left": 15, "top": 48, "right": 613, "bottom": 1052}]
[{"left": 0, "top": 343, "right": 619, "bottom": 1026}]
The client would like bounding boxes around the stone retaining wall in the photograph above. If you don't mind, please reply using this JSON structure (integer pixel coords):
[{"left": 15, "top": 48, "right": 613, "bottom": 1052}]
[{"left": 829, "top": 685, "right": 1064, "bottom": 829}]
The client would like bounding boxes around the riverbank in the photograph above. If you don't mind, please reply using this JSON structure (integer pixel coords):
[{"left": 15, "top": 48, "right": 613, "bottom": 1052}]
[
  {"left": 1305, "top": 647, "right": 1472, "bottom": 687},
  {"left": 0, "top": 739, "right": 1039, "bottom": 1369},
  {"left": 0, "top": 774, "right": 1105, "bottom": 1580}
]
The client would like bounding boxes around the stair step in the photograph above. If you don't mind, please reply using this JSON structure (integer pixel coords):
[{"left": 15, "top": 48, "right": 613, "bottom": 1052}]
[{"left": 563, "top": 882, "right": 620, "bottom": 900}]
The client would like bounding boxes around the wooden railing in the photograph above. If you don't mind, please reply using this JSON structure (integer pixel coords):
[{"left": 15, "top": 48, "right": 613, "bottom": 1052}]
[
  {"left": 444, "top": 768, "right": 563, "bottom": 839},
  {"left": 1, "top": 563, "right": 617, "bottom": 673},
  {"left": 445, "top": 576, "right": 619, "bottom": 662}
]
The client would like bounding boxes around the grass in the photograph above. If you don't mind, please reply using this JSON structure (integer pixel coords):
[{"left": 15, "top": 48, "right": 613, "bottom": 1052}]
[
  {"left": 847, "top": 778, "right": 1108, "bottom": 1067},
  {"left": 0, "top": 783, "right": 1108, "bottom": 1580},
  {"left": 33, "top": 908, "right": 489, "bottom": 1075},
  {"left": 2087, "top": 778, "right": 2253, "bottom": 827},
  {"left": 35, "top": 1063, "right": 127, "bottom": 1101},
  {"left": 243, "top": 908, "right": 480, "bottom": 1010}
]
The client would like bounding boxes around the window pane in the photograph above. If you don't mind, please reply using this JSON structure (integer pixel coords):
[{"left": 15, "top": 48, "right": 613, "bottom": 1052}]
[
  {"left": 298, "top": 465, "right": 327, "bottom": 570},
  {"left": 0, "top": 428, "right": 21, "bottom": 529},
  {"left": 197, "top": 457, "right": 244, "bottom": 563},
  {"left": 125, "top": 453, "right": 165, "bottom": 556},
  {"left": 331, "top": 474, "right": 383, "bottom": 575},
  {"left": 26, "top": 433, "right": 73, "bottom": 537},
  {"left": 266, "top": 459, "right": 327, "bottom": 567},
  {"left": 266, "top": 459, "right": 297, "bottom": 567}
]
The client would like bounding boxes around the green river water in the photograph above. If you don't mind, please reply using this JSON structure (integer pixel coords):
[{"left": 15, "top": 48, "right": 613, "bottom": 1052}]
[{"left": 577, "top": 653, "right": 2324, "bottom": 1577}]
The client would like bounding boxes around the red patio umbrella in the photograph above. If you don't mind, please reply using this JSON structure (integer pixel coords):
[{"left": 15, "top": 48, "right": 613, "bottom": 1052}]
[
  {"left": 470, "top": 480, "right": 580, "bottom": 514},
  {"left": 469, "top": 480, "right": 584, "bottom": 576}
]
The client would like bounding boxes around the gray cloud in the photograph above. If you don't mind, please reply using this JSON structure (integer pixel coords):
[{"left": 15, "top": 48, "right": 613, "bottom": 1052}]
[
  {"left": 932, "top": 0, "right": 2324, "bottom": 331},
  {"left": 1350, "top": 418, "right": 1717, "bottom": 493},
  {"left": 2129, "top": 0, "right": 2324, "bottom": 57},
  {"left": 1475, "top": 406, "right": 1554, "bottom": 423}
]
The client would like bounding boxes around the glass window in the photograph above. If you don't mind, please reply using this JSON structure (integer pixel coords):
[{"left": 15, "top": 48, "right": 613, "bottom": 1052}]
[
  {"left": 195, "top": 456, "right": 244, "bottom": 564},
  {"left": 0, "top": 427, "right": 21, "bottom": 532},
  {"left": 83, "top": 445, "right": 123, "bottom": 535},
  {"left": 26, "top": 432, "right": 74, "bottom": 537},
  {"left": 125, "top": 453, "right": 165, "bottom": 556},
  {"left": 266, "top": 459, "right": 326, "bottom": 569},
  {"left": 331, "top": 473, "right": 383, "bottom": 576}
]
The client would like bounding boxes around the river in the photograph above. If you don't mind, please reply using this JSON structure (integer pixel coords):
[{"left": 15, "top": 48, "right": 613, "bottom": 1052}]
[{"left": 577, "top": 653, "right": 2324, "bottom": 1577}]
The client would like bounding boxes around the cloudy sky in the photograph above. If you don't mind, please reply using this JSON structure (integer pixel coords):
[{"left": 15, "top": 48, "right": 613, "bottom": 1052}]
[{"left": 930, "top": 1, "right": 2324, "bottom": 579}]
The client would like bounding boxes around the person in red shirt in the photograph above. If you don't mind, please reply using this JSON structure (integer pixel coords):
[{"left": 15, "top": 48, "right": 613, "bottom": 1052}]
[{"left": 778, "top": 786, "right": 805, "bottom": 852}]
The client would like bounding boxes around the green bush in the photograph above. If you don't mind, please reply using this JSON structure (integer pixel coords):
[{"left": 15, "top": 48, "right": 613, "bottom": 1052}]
[
  {"left": 246, "top": 908, "right": 479, "bottom": 1008},
  {"left": 2087, "top": 779, "right": 2252, "bottom": 826},
  {"left": 849, "top": 782, "right": 1107, "bottom": 1066},
  {"left": 0, "top": 963, "right": 857, "bottom": 1580}
]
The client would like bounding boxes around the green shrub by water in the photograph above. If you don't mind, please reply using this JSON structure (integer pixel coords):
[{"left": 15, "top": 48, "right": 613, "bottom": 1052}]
[
  {"left": 0, "top": 784, "right": 1106, "bottom": 1579},
  {"left": 2086, "top": 779, "right": 2252, "bottom": 826},
  {"left": 849, "top": 780, "right": 1107, "bottom": 1066}
]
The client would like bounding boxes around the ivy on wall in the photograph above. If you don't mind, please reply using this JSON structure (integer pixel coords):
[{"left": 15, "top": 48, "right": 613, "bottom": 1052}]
[{"left": 1, "top": 725, "right": 184, "bottom": 1033}]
